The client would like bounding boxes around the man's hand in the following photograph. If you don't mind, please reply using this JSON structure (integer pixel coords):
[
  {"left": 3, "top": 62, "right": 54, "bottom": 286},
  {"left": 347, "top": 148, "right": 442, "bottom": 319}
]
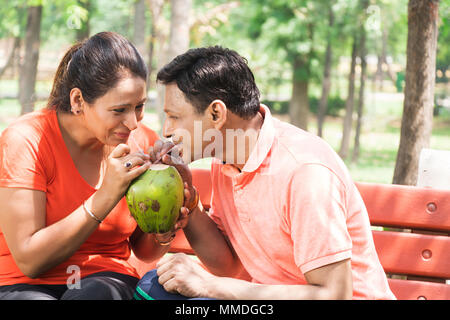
[
  {"left": 156, "top": 253, "right": 214, "bottom": 298},
  {"left": 147, "top": 140, "right": 196, "bottom": 235},
  {"left": 147, "top": 140, "right": 195, "bottom": 210}
]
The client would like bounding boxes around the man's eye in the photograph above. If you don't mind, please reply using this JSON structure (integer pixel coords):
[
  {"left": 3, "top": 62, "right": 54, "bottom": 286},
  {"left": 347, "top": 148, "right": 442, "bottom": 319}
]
[
  {"left": 136, "top": 104, "right": 144, "bottom": 110},
  {"left": 113, "top": 108, "right": 125, "bottom": 113}
]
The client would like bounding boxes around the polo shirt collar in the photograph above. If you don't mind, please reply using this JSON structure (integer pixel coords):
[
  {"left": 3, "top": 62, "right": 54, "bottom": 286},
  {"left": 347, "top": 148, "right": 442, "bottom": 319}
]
[{"left": 222, "top": 105, "right": 275, "bottom": 176}]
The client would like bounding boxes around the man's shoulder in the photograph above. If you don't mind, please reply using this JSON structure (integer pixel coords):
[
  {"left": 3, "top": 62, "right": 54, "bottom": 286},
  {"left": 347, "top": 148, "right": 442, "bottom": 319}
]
[{"left": 273, "top": 118, "right": 338, "bottom": 167}]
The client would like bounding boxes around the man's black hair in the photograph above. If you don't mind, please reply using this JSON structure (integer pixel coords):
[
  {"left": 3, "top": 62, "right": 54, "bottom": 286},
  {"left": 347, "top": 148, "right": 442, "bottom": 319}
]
[{"left": 157, "top": 46, "right": 260, "bottom": 119}]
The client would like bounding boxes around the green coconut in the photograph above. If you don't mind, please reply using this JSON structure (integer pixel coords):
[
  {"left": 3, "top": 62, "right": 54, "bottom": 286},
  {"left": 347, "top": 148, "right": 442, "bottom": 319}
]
[{"left": 126, "top": 164, "right": 184, "bottom": 233}]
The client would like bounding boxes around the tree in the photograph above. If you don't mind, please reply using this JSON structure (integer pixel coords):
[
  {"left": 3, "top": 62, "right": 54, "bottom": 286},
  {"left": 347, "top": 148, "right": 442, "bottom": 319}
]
[
  {"left": 151, "top": 0, "right": 238, "bottom": 129},
  {"left": 167, "top": 0, "right": 191, "bottom": 61},
  {"left": 317, "top": 2, "right": 335, "bottom": 137},
  {"left": 339, "top": 0, "right": 371, "bottom": 160},
  {"left": 392, "top": 0, "right": 440, "bottom": 185},
  {"left": 133, "top": 0, "right": 147, "bottom": 56},
  {"left": 19, "top": 4, "right": 42, "bottom": 115},
  {"left": 147, "top": 0, "right": 167, "bottom": 93},
  {"left": 243, "top": 1, "right": 325, "bottom": 131},
  {"left": 338, "top": 35, "right": 358, "bottom": 159},
  {"left": 0, "top": 37, "right": 21, "bottom": 78},
  {"left": 75, "top": 0, "right": 91, "bottom": 41},
  {"left": 352, "top": 1, "right": 369, "bottom": 162},
  {"left": 154, "top": 0, "right": 191, "bottom": 130}
]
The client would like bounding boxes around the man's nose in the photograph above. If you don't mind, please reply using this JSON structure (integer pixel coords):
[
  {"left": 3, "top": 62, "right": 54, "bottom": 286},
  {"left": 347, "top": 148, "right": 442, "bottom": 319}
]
[{"left": 162, "top": 119, "right": 172, "bottom": 138}]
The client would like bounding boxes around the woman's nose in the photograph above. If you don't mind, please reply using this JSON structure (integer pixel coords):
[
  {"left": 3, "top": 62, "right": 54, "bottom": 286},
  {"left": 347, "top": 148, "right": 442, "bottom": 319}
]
[{"left": 124, "top": 112, "right": 139, "bottom": 131}]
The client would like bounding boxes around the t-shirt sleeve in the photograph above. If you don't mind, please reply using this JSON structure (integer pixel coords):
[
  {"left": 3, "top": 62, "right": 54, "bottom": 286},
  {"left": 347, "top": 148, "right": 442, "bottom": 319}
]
[
  {"left": 288, "top": 163, "right": 352, "bottom": 275},
  {"left": 0, "top": 127, "right": 48, "bottom": 192},
  {"left": 206, "top": 187, "right": 227, "bottom": 235},
  {"left": 206, "top": 159, "right": 227, "bottom": 235}
]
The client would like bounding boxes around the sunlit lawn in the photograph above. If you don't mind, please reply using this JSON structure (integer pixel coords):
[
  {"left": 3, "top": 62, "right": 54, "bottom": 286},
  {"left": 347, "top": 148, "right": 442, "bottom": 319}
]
[{"left": 1, "top": 80, "right": 449, "bottom": 184}]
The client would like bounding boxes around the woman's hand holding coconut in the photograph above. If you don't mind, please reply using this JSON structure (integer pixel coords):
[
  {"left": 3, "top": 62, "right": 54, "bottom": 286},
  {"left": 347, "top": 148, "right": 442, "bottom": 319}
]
[{"left": 98, "top": 143, "right": 151, "bottom": 205}]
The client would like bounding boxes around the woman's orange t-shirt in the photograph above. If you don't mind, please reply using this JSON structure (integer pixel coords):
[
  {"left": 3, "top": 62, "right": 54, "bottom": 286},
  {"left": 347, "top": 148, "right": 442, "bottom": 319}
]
[{"left": 0, "top": 108, "right": 159, "bottom": 286}]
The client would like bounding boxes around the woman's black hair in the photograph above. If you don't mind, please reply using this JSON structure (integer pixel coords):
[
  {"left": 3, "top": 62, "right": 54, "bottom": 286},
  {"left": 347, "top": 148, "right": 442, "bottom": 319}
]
[
  {"left": 47, "top": 31, "right": 147, "bottom": 112},
  {"left": 157, "top": 46, "right": 260, "bottom": 119}
]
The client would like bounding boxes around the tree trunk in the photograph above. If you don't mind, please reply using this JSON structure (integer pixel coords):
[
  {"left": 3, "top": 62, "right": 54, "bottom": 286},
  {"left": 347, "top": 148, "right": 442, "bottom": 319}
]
[
  {"left": 0, "top": 37, "right": 20, "bottom": 78},
  {"left": 317, "top": 5, "right": 334, "bottom": 138},
  {"left": 147, "top": 23, "right": 156, "bottom": 92},
  {"left": 167, "top": 0, "right": 191, "bottom": 61},
  {"left": 134, "top": 0, "right": 147, "bottom": 57},
  {"left": 19, "top": 5, "right": 42, "bottom": 115},
  {"left": 339, "top": 35, "right": 358, "bottom": 159},
  {"left": 147, "top": 0, "right": 165, "bottom": 93},
  {"left": 352, "top": 25, "right": 367, "bottom": 163},
  {"left": 393, "top": 0, "right": 439, "bottom": 185},
  {"left": 375, "top": 54, "right": 384, "bottom": 92},
  {"left": 156, "top": 0, "right": 191, "bottom": 131},
  {"left": 352, "top": 0, "right": 369, "bottom": 162},
  {"left": 76, "top": 0, "right": 90, "bottom": 41},
  {"left": 289, "top": 56, "right": 309, "bottom": 131}
]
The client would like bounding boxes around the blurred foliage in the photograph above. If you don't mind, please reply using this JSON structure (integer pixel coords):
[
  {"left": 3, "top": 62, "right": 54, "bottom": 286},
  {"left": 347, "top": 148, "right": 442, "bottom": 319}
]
[
  {"left": 0, "top": 0, "right": 448, "bottom": 97},
  {"left": 437, "top": 0, "right": 450, "bottom": 74},
  {"left": 263, "top": 95, "right": 346, "bottom": 116}
]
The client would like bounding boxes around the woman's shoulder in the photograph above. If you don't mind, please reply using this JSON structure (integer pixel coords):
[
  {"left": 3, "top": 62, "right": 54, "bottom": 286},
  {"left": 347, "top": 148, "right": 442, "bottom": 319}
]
[{"left": 1, "top": 108, "right": 55, "bottom": 142}]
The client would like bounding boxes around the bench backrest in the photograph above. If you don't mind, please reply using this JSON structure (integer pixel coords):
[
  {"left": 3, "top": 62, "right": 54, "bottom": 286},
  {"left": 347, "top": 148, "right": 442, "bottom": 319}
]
[{"left": 170, "top": 168, "right": 450, "bottom": 300}]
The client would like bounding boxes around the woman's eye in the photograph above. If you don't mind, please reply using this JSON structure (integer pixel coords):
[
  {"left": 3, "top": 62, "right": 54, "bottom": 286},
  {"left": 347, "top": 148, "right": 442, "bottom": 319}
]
[
  {"left": 113, "top": 108, "right": 125, "bottom": 113},
  {"left": 136, "top": 104, "right": 144, "bottom": 110}
]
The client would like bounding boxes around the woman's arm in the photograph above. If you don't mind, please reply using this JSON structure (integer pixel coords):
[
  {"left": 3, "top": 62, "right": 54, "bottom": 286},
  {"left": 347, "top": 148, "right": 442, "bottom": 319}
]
[
  {"left": 129, "top": 227, "right": 171, "bottom": 263},
  {"left": 183, "top": 200, "right": 245, "bottom": 278},
  {"left": 0, "top": 144, "right": 150, "bottom": 279},
  {"left": 0, "top": 186, "right": 115, "bottom": 278}
]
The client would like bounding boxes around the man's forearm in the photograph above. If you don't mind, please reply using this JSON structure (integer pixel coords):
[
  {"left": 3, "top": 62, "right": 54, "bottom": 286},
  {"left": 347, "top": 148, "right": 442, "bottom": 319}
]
[
  {"left": 204, "top": 276, "right": 342, "bottom": 300},
  {"left": 204, "top": 259, "right": 353, "bottom": 300},
  {"left": 183, "top": 201, "right": 243, "bottom": 277}
]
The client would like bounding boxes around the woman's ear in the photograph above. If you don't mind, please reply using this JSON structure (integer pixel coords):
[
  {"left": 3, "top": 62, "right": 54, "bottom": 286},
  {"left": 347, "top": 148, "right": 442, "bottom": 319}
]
[
  {"left": 208, "top": 100, "right": 227, "bottom": 130},
  {"left": 69, "top": 88, "right": 84, "bottom": 115}
]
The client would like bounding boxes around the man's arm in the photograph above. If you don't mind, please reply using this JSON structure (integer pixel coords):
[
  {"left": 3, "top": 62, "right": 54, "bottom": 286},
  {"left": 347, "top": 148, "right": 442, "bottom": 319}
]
[
  {"left": 147, "top": 140, "right": 244, "bottom": 278},
  {"left": 157, "top": 253, "right": 353, "bottom": 299},
  {"left": 182, "top": 200, "right": 245, "bottom": 278}
]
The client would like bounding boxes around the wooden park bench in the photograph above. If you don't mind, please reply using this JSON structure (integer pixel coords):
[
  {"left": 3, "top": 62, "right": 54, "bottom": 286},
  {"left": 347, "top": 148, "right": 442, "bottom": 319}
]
[{"left": 129, "top": 168, "right": 450, "bottom": 300}]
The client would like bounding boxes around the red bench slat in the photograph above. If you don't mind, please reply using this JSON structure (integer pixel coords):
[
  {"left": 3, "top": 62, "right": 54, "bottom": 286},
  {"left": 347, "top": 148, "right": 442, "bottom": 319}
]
[
  {"left": 372, "top": 230, "right": 450, "bottom": 279},
  {"left": 388, "top": 278, "right": 450, "bottom": 300},
  {"left": 356, "top": 182, "right": 450, "bottom": 232}
]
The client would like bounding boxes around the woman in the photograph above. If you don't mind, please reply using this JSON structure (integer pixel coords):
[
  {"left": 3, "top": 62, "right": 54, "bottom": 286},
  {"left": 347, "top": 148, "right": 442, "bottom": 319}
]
[{"left": 0, "top": 32, "right": 192, "bottom": 300}]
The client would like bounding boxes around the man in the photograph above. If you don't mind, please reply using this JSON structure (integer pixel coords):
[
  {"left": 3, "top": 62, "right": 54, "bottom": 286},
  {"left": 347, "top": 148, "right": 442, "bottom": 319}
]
[{"left": 136, "top": 46, "right": 395, "bottom": 300}]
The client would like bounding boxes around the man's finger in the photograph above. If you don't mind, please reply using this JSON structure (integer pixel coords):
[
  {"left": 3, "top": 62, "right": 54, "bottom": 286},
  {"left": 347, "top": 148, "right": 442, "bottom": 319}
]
[
  {"left": 161, "top": 153, "right": 184, "bottom": 166},
  {"left": 153, "top": 140, "right": 164, "bottom": 152},
  {"left": 156, "top": 253, "right": 173, "bottom": 269},
  {"left": 156, "top": 142, "right": 176, "bottom": 163},
  {"left": 162, "top": 278, "right": 178, "bottom": 294},
  {"left": 156, "top": 265, "right": 174, "bottom": 285}
]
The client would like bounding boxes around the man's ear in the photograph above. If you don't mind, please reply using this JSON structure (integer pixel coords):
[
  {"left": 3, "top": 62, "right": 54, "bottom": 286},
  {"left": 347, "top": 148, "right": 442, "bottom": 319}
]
[
  {"left": 69, "top": 87, "right": 85, "bottom": 115},
  {"left": 208, "top": 100, "right": 227, "bottom": 130}
]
